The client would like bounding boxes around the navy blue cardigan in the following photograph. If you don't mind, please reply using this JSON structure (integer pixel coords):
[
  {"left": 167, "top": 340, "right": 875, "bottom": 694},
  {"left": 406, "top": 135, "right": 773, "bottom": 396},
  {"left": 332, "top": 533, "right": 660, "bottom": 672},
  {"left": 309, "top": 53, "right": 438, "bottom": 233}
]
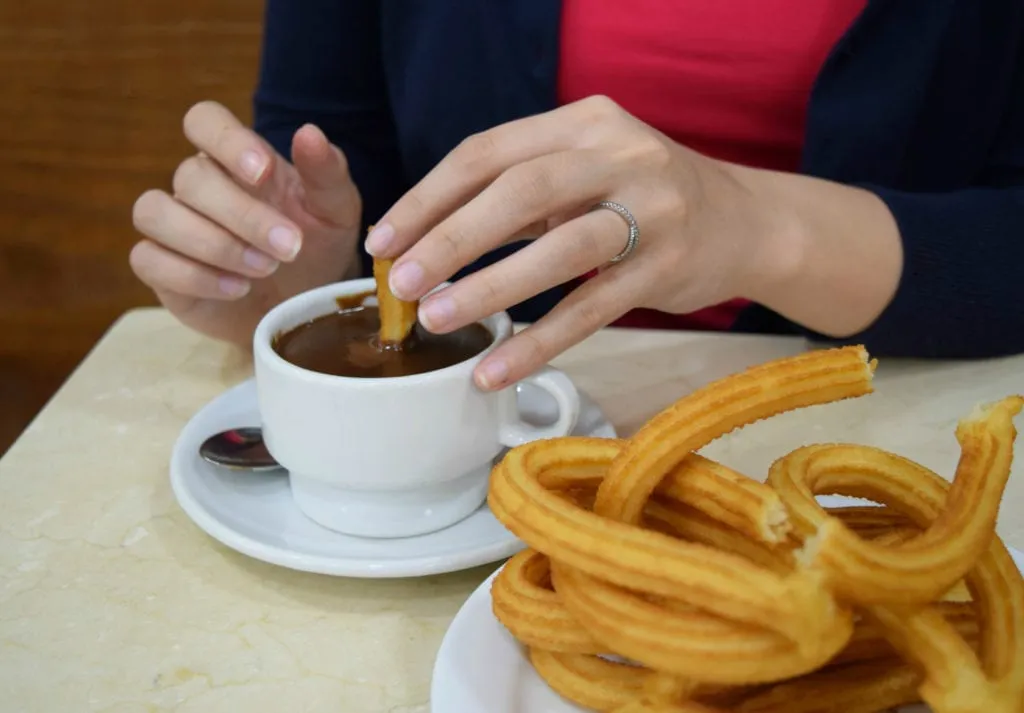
[{"left": 253, "top": 0, "right": 1024, "bottom": 359}]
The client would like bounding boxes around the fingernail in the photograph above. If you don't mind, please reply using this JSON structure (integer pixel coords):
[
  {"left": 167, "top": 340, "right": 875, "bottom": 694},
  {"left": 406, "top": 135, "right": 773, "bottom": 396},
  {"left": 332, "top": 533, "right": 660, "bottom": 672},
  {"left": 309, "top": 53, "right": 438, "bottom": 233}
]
[
  {"left": 365, "top": 222, "right": 394, "bottom": 256},
  {"left": 242, "top": 248, "right": 278, "bottom": 274},
  {"left": 389, "top": 261, "right": 424, "bottom": 299},
  {"left": 269, "top": 226, "right": 301, "bottom": 261},
  {"left": 219, "top": 276, "right": 251, "bottom": 297},
  {"left": 477, "top": 359, "right": 509, "bottom": 389},
  {"left": 419, "top": 296, "right": 455, "bottom": 331},
  {"left": 240, "top": 151, "right": 267, "bottom": 183}
]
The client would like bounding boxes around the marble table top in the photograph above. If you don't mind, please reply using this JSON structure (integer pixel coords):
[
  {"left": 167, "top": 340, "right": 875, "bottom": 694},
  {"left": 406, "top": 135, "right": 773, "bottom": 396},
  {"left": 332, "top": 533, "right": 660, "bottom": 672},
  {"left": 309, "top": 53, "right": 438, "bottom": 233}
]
[{"left": 0, "top": 308, "right": 1020, "bottom": 712}]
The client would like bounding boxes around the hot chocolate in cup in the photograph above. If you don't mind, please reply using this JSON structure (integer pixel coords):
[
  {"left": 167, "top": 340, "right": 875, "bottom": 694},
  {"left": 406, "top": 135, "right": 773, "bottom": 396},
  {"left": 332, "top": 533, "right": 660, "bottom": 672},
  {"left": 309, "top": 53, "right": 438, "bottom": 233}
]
[{"left": 253, "top": 278, "right": 581, "bottom": 538}]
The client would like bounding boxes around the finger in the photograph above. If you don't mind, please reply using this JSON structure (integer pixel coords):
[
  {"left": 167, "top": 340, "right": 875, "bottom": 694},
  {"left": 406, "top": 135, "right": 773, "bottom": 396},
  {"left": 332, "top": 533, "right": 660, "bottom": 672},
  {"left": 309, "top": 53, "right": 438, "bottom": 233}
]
[
  {"left": 386, "top": 150, "right": 615, "bottom": 301},
  {"left": 472, "top": 260, "right": 650, "bottom": 390},
  {"left": 183, "top": 100, "right": 278, "bottom": 187},
  {"left": 291, "top": 124, "right": 359, "bottom": 228},
  {"left": 172, "top": 154, "right": 303, "bottom": 262},
  {"left": 365, "top": 98, "right": 613, "bottom": 258},
  {"left": 133, "top": 189, "right": 280, "bottom": 278},
  {"left": 129, "top": 240, "right": 251, "bottom": 300},
  {"left": 417, "top": 209, "right": 627, "bottom": 333}
]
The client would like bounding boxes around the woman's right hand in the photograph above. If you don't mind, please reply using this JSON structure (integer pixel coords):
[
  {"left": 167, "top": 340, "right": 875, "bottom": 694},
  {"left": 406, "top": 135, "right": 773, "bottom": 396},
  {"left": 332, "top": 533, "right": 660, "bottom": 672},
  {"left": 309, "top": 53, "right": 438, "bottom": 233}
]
[{"left": 131, "top": 101, "right": 363, "bottom": 347}]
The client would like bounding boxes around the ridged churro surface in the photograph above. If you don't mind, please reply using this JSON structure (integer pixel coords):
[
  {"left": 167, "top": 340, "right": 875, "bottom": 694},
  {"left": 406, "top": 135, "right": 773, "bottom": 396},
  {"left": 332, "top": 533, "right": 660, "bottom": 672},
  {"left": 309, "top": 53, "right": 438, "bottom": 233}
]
[
  {"left": 372, "top": 256, "right": 418, "bottom": 347},
  {"left": 487, "top": 347, "right": 1024, "bottom": 713}
]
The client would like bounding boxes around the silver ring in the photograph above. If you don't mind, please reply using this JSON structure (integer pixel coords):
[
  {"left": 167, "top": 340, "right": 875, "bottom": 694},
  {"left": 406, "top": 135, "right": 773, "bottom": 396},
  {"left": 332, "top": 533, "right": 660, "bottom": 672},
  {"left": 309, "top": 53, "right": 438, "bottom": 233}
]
[{"left": 592, "top": 200, "right": 640, "bottom": 264}]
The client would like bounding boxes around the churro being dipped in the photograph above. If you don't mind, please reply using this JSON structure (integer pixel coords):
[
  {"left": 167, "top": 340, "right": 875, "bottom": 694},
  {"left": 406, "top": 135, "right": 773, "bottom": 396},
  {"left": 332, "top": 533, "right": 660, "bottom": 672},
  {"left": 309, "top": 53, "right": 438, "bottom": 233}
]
[{"left": 372, "top": 255, "right": 419, "bottom": 349}]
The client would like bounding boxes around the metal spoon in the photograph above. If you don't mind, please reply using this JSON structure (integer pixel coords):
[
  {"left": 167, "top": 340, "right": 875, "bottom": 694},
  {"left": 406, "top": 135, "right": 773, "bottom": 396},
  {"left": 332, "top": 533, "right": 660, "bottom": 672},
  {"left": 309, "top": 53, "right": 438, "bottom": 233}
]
[
  {"left": 199, "top": 427, "right": 283, "bottom": 472},
  {"left": 199, "top": 426, "right": 509, "bottom": 473}
]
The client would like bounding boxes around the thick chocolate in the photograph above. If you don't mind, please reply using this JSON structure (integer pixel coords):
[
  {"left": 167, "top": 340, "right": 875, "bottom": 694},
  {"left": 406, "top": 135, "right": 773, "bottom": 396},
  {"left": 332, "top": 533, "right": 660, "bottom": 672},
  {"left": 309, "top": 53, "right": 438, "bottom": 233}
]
[{"left": 273, "top": 297, "right": 492, "bottom": 378}]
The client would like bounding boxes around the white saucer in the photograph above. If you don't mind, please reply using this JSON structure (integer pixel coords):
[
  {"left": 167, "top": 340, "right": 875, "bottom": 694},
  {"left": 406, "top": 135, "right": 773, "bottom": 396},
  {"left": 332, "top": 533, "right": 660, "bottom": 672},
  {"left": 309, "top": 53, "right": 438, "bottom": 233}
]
[
  {"left": 430, "top": 495, "right": 1024, "bottom": 712},
  {"left": 169, "top": 378, "right": 616, "bottom": 578}
]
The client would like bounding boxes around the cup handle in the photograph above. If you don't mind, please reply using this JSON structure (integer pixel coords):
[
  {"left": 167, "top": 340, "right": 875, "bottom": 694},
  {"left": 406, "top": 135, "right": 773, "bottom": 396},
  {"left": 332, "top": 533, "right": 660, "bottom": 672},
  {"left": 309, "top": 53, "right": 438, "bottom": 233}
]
[{"left": 498, "top": 366, "right": 581, "bottom": 447}]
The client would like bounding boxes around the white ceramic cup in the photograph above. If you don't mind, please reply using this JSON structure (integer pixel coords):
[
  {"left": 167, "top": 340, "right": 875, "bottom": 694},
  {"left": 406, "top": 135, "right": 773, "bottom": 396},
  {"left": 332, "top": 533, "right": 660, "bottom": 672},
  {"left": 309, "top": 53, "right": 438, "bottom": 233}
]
[{"left": 253, "top": 278, "right": 580, "bottom": 539}]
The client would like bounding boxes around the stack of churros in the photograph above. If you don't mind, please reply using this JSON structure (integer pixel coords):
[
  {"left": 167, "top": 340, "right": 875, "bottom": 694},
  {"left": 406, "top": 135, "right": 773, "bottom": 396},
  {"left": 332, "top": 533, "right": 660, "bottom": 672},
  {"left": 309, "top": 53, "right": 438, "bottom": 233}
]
[{"left": 487, "top": 346, "right": 1024, "bottom": 713}]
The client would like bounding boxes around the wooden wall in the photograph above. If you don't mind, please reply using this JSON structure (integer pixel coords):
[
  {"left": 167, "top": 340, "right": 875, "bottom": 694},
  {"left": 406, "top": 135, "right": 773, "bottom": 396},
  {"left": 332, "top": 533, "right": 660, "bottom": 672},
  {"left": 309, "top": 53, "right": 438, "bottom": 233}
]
[{"left": 0, "top": 1, "right": 265, "bottom": 453}]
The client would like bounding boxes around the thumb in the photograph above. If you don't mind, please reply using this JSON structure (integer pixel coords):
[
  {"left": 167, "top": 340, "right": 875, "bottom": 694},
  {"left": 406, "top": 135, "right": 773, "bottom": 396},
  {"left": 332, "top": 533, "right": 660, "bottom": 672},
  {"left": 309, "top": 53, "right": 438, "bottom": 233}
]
[{"left": 291, "top": 124, "right": 358, "bottom": 227}]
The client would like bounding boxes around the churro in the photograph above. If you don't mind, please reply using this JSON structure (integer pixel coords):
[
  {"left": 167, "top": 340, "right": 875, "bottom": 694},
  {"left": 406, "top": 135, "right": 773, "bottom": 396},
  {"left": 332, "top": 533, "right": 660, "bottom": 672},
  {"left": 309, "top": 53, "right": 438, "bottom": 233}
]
[
  {"left": 593, "top": 345, "right": 876, "bottom": 526},
  {"left": 486, "top": 346, "right": 1024, "bottom": 713},
  {"left": 372, "top": 255, "right": 418, "bottom": 347}
]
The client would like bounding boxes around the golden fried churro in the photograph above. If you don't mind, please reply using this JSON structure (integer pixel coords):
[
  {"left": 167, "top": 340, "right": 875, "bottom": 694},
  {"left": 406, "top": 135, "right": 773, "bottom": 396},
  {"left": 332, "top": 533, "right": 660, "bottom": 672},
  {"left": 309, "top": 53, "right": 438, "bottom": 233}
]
[
  {"left": 643, "top": 500, "right": 795, "bottom": 574},
  {"left": 769, "top": 397, "right": 1023, "bottom": 605},
  {"left": 491, "top": 550, "right": 600, "bottom": 654},
  {"left": 486, "top": 346, "right": 1023, "bottom": 713},
  {"left": 828, "top": 601, "right": 978, "bottom": 668},
  {"left": 614, "top": 702, "right": 723, "bottom": 713},
  {"left": 828, "top": 506, "right": 915, "bottom": 540},
  {"left": 594, "top": 345, "right": 876, "bottom": 526},
  {"left": 656, "top": 455, "right": 790, "bottom": 545},
  {"left": 725, "top": 660, "right": 922, "bottom": 713},
  {"left": 530, "top": 651, "right": 661, "bottom": 712},
  {"left": 550, "top": 560, "right": 850, "bottom": 684},
  {"left": 515, "top": 438, "right": 789, "bottom": 545},
  {"left": 764, "top": 398, "right": 1024, "bottom": 711},
  {"left": 372, "top": 256, "right": 418, "bottom": 347},
  {"left": 490, "top": 438, "right": 850, "bottom": 666}
]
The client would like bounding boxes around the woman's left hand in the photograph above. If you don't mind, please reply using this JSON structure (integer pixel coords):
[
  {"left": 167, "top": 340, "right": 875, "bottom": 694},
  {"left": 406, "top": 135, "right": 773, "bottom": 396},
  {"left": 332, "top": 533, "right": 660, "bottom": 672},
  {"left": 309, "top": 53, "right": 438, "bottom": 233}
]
[{"left": 365, "top": 95, "right": 901, "bottom": 389}]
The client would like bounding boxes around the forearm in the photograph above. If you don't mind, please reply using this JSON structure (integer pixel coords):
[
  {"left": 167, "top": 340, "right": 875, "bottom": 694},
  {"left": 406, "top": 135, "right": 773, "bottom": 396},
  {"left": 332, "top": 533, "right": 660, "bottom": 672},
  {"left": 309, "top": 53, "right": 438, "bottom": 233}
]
[
  {"left": 730, "top": 164, "right": 905, "bottom": 338},
  {"left": 728, "top": 164, "right": 1024, "bottom": 358}
]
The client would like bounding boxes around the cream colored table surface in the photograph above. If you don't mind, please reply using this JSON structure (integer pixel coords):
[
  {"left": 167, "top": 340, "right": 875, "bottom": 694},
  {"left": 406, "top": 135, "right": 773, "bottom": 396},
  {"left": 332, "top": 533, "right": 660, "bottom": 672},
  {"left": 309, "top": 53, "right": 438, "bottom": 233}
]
[{"left": 1, "top": 308, "right": 1022, "bottom": 713}]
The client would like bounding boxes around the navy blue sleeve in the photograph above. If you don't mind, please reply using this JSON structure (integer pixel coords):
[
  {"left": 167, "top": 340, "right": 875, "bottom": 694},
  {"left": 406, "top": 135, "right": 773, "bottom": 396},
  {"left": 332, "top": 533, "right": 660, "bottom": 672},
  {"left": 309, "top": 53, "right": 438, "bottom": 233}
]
[
  {"left": 731, "top": 175, "right": 1024, "bottom": 359},
  {"left": 252, "top": 0, "right": 408, "bottom": 277},
  {"left": 760, "top": 38, "right": 1024, "bottom": 360},
  {"left": 838, "top": 41, "right": 1024, "bottom": 359},
  {"left": 838, "top": 185, "right": 1024, "bottom": 358}
]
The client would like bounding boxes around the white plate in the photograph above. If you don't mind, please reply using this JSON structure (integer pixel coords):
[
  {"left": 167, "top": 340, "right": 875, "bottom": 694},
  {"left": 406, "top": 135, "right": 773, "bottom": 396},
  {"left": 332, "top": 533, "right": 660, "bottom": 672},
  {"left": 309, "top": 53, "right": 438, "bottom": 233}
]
[
  {"left": 170, "top": 378, "right": 616, "bottom": 578},
  {"left": 430, "top": 495, "right": 1024, "bottom": 712}
]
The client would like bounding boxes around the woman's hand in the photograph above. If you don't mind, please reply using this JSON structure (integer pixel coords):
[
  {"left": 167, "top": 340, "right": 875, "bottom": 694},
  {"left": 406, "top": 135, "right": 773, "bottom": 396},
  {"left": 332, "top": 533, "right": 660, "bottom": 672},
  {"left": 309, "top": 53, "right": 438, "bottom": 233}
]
[
  {"left": 131, "top": 101, "right": 362, "bottom": 347},
  {"left": 366, "top": 96, "right": 903, "bottom": 390}
]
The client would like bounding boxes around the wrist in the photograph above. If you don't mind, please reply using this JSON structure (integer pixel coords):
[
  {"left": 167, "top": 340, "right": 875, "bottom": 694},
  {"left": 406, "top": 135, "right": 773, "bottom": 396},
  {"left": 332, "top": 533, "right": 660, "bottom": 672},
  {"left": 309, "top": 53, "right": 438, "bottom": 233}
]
[
  {"left": 718, "top": 163, "right": 903, "bottom": 337},
  {"left": 720, "top": 162, "right": 809, "bottom": 307}
]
